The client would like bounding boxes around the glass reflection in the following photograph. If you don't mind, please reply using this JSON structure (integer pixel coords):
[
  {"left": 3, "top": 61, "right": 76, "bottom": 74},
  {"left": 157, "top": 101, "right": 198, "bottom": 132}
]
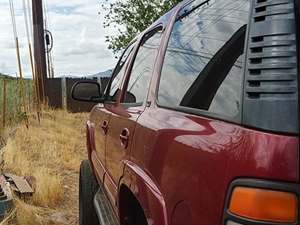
[{"left": 158, "top": 0, "right": 250, "bottom": 120}]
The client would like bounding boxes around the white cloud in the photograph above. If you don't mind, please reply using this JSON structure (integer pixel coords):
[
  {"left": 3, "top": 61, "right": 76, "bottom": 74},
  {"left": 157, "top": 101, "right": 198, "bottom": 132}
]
[{"left": 0, "top": 0, "right": 118, "bottom": 77}]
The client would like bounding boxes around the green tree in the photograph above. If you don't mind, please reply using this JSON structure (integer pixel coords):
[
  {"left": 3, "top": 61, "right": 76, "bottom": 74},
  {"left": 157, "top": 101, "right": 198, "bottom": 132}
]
[{"left": 101, "top": 0, "right": 182, "bottom": 54}]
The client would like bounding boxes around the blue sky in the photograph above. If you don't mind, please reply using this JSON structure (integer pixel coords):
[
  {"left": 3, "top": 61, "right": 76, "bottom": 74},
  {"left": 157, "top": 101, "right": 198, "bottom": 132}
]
[{"left": 0, "top": 0, "right": 117, "bottom": 77}]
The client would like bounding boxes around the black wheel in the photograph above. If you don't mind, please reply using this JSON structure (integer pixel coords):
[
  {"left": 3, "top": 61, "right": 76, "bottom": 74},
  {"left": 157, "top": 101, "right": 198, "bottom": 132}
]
[{"left": 79, "top": 160, "right": 100, "bottom": 225}]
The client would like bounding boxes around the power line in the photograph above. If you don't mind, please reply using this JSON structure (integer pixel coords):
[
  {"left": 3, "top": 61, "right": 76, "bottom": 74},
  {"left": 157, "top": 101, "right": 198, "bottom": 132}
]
[
  {"left": 23, "top": 0, "right": 31, "bottom": 44},
  {"left": 9, "top": 0, "right": 17, "bottom": 40},
  {"left": 26, "top": 0, "right": 33, "bottom": 40},
  {"left": 8, "top": 0, "right": 27, "bottom": 119},
  {"left": 23, "top": 0, "right": 40, "bottom": 109}
]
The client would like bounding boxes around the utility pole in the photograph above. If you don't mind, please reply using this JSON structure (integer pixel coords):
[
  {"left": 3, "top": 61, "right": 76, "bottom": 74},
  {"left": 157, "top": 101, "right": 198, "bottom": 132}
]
[{"left": 32, "top": 0, "right": 47, "bottom": 102}]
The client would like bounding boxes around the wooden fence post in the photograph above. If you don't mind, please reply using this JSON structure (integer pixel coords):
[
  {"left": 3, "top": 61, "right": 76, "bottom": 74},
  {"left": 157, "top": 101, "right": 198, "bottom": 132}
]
[
  {"left": 2, "top": 79, "right": 7, "bottom": 129},
  {"left": 62, "top": 77, "right": 67, "bottom": 110}
]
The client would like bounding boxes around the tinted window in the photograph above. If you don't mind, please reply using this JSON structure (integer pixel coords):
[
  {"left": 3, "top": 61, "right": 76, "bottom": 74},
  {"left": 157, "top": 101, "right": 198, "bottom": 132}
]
[
  {"left": 124, "top": 28, "right": 163, "bottom": 105},
  {"left": 158, "top": 0, "right": 250, "bottom": 120},
  {"left": 108, "top": 43, "right": 135, "bottom": 101}
]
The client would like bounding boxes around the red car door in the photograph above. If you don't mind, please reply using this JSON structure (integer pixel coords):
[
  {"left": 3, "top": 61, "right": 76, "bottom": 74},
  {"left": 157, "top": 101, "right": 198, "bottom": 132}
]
[
  {"left": 89, "top": 105, "right": 111, "bottom": 182},
  {"left": 90, "top": 43, "right": 135, "bottom": 183},
  {"left": 104, "top": 26, "right": 165, "bottom": 205}
]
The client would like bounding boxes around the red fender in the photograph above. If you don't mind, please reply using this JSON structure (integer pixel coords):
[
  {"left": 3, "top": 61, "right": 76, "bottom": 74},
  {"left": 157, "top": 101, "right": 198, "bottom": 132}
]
[{"left": 119, "top": 160, "right": 168, "bottom": 225}]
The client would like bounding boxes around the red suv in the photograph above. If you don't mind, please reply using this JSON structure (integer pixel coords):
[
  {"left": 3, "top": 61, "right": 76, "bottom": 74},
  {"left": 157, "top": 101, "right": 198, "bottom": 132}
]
[{"left": 72, "top": 0, "right": 300, "bottom": 225}]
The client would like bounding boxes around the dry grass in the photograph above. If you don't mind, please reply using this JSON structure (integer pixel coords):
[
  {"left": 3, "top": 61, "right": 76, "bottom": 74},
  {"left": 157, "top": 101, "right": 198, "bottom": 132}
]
[
  {"left": 32, "top": 168, "right": 62, "bottom": 208},
  {"left": 1, "top": 109, "right": 88, "bottom": 225}
]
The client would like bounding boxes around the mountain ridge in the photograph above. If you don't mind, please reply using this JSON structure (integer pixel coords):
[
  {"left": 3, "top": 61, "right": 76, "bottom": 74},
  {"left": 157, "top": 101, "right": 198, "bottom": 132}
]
[{"left": 87, "top": 69, "right": 112, "bottom": 79}]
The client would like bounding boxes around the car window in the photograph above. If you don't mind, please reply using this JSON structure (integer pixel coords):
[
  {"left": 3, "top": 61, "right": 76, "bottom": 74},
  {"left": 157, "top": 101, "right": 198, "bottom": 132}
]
[
  {"left": 123, "top": 28, "right": 163, "bottom": 105},
  {"left": 108, "top": 43, "right": 135, "bottom": 101},
  {"left": 157, "top": 0, "right": 250, "bottom": 121}
]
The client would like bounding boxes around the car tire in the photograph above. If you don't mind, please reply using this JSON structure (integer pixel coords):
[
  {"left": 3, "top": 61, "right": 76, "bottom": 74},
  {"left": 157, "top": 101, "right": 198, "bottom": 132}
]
[{"left": 79, "top": 160, "right": 100, "bottom": 225}]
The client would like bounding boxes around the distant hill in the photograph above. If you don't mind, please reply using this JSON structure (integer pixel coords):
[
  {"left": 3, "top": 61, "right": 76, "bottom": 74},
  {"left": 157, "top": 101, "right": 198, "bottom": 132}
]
[
  {"left": 0, "top": 73, "right": 31, "bottom": 80},
  {"left": 0, "top": 73, "right": 16, "bottom": 80},
  {"left": 88, "top": 69, "right": 113, "bottom": 79}
]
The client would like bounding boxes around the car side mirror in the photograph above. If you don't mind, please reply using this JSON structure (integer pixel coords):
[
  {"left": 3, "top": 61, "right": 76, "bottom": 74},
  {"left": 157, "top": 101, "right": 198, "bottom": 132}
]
[{"left": 71, "top": 81, "right": 104, "bottom": 103}]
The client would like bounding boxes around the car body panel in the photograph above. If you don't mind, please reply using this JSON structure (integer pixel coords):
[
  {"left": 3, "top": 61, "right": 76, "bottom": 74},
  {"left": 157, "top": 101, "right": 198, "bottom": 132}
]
[
  {"left": 129, "top": 107, "right": 299, "bottom": 225},
  {"left": 120, "top": 160, "right": 168, "bottom": 225},
  {"left": 89, "top": 104, "right": 111, "bottom": 182},
  {"left": 104, "top": 103, "right": 144, "bottom": 205}
]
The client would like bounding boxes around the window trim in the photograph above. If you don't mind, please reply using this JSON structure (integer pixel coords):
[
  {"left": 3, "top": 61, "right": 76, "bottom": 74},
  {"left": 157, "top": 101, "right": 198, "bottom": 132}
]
[
  {"left": 177, "top": 0, "right": 210, "bottom": 21},
  {"left": 159, "top": 104, "right": 241, "bottom": 125},
  {"left": 155, "top": 0, "right": 250, "bottom": 125},
  {"left": 104, "top": 40, "right": 136, "bottom": 102},
  {"left": 120, "top": 25, "right": 164, "bottom": 107},
  {"left": 295, "top": 0, "right": 300, "bottom": 135}
]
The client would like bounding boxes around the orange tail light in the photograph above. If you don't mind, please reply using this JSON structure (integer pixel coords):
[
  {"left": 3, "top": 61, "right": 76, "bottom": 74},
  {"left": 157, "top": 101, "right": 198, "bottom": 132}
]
[{"left": 229, "top": 187, "right": 298, "bottom": 223}]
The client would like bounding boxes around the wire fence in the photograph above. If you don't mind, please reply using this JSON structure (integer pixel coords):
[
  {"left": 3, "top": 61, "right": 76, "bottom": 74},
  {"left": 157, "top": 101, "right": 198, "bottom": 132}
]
[{"left": 0, "top": 76, "right": 34, "bottom": 130}]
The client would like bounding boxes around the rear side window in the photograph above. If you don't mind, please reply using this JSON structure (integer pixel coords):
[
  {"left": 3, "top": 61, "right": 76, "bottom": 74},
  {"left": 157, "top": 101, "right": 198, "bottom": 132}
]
[{"left": 157, "top": 0, "right": 250, "bottom": 121}]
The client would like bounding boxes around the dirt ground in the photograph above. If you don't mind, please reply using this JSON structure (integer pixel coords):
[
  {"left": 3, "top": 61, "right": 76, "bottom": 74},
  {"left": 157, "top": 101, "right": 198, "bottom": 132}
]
[{"left": 1, "top": 110, "right": 88, "bottom": 225}]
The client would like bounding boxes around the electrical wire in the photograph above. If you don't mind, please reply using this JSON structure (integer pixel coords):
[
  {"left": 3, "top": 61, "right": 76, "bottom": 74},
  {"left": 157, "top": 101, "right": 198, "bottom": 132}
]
[
  {"left": 8, "top": 0, "right": 29, "bottom": 127},
  {"left": 26, "top": 0, "right": 33, "bottom": 41},
  {"left": 9, "top": 0, "right": 17, "bottom": 41},
  {"left": 23, "top": 0, "right": 31, "bottom": 45},
  {"left": 22, "top": 0, "right": 41, "bottom": 107}
]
